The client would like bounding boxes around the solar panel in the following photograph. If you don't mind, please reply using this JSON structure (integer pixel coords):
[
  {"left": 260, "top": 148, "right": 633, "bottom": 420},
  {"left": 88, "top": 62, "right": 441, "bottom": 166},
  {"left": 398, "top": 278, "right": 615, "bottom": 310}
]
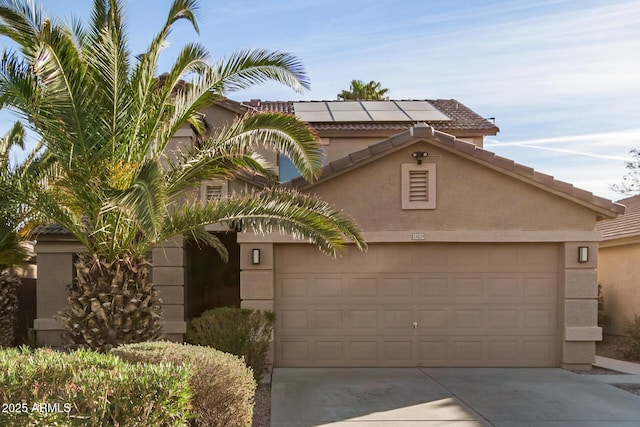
[
  {"left": 293, "top": 102, "right": 328, "bottom": 112},
  {"left": 368, "top": 110, "right": 411, "bottom": 121},
  {"left": 327, "top": 102, "right": 365, "bottom": 111},
  {"left": 404, "top": 110, "right": 451, "bottom": 121},
  {"left": 395, "top": 101, "right": 438, "bottom": 111},
  {"left": 331, "top": 111, "right": 371, "bottom": 121},
  {"left": 295, "top": 111, "right": 333, "bottom": 121},
  {"left": 361, "top": 101, "right": 399, "bottom": 111},
  {"left": 292, "top": 101, "right": 450, "bottom": 122}
]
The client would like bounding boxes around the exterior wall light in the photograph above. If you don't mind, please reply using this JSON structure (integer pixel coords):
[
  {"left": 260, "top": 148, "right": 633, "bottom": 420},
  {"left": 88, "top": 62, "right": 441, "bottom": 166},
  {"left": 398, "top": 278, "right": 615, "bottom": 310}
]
[
  {"left": 578, "top": 246, "right": 589, "bottom": 263},
  {"left": 412, "top": 151, "right": 428, "bottom": 165},
  {"left": 252, "top": 248, "right": 261, "bottom": 265}
]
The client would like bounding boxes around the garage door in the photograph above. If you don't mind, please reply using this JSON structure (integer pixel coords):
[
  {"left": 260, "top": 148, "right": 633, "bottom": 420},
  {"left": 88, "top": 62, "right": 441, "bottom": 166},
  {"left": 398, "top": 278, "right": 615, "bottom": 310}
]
[{"left": 274, "top": 243, "right": 559, "bottom": 367}]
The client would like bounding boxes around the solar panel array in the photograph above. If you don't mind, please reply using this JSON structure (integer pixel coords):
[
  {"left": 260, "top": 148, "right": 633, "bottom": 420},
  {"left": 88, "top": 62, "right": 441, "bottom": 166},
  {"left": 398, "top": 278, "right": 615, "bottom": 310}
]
[{"left": 292, "top": 101, "right": 451, "bottom": 122}]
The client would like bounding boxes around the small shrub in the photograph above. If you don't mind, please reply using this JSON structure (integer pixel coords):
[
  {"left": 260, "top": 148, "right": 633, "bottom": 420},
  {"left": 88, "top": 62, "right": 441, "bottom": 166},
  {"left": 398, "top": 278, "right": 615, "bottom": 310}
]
[
  {"left": 597, "top": 283, "right": 611, "bottom": 327},
  {"left": 112, "top": 341, "right": 255, "bottom": 427},
  {"left": 623, "top": 314, "right": 640, "bottom": 360},
  {"left": 0, "top": 346, "right": 191, "bottom": 426},
  {"left": 187, "top": 307, "right": 275, "bottom": 382}
]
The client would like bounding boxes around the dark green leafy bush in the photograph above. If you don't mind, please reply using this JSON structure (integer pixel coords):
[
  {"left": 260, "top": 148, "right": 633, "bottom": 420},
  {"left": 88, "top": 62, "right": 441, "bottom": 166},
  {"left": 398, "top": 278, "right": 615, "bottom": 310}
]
[
  {"left": 112, "top": 341, "right": 255, "bottom": 427},
  {"left": 0, "top": 347, "right": 191, "bottom": 426},
  {"left": 0, "top": 273, "right": 21, "bottom": 347},
  {"left": 597, "top": 283, "right": 611, "bottom": 327},
  {"left": 187, "top": 307, "right": 275, "bottom": 382},
  {"left": 623, "top": 314, "right": 640, "bottom": 360}
]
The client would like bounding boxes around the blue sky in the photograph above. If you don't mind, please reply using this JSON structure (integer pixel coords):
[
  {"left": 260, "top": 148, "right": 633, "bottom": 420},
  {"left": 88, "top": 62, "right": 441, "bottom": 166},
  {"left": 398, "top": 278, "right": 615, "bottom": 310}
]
[{"left": 6, "top": 0, "right": 640, "bottom": 200}]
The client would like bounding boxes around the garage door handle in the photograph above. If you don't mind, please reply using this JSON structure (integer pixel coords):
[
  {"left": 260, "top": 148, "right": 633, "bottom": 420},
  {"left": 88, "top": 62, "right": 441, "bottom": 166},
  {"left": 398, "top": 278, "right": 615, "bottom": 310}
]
[{"left": 413, "top": 322, "right": 418, "bottom": 329}]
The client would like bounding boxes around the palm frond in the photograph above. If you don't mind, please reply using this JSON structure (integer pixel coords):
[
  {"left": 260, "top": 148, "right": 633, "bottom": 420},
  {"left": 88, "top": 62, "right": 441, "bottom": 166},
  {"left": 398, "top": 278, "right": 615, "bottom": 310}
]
[
  {"left": 129, "top": 0, "right": 200, "bottom": 148},
  {"left": 162, "top": 188, "right": 366, "bottom": 257},
  {"left": 213, "top": 49, "right": 309, "bottom": 94},
  {"left": 207, "top": 112, "right": 323, "bottom": 182},
  {"left": 166, "top": 149, "right": 278, "bottom": 196},
  {"left": 101, "top": 158, "right": 167, "bottom": 255}
]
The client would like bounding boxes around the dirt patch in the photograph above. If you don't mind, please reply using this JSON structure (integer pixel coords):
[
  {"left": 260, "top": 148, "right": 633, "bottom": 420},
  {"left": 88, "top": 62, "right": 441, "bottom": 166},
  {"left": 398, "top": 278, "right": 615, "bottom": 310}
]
[
  {"left": 597, "top": 334, "right": 640, "bottom": 363},
  {"left": 613, "top": 384, "right": 640, "bottom": 397},
  {"left": 251, "top": 383, "right": 270, "bottom": 427}
]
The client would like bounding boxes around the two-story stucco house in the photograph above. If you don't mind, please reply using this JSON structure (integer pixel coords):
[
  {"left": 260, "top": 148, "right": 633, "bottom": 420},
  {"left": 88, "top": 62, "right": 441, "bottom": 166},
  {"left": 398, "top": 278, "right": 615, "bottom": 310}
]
[{"left": 34, "top": 98, "right": 623, "bottom": 370}]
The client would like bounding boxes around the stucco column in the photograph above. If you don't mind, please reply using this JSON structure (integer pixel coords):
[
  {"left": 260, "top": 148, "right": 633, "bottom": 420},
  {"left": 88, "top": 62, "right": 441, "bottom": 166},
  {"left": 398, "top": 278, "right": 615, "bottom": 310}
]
[
  {"left": 152, "top": 237, "right": 187, "bottom": 340},
  {"left": 239, "top": 242, "right": 274, "bottom": 366},
  {"left": 33, "top": 240, "right": 85, "bottom": 346},
  {"left": 561, "top": 242, "right": 601, "bottom": 370}
]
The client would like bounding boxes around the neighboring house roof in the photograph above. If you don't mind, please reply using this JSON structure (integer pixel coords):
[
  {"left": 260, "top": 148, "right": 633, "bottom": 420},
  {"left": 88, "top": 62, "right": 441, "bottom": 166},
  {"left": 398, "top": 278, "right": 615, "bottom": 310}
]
[
  {"left": 33, "top": 223, "right": 71, "bottom": 236},
  {"left": 284, "top": 123, "right": 624, "bottom": 220},
  {"left": 243, "top": 99, "right": 499, "bottom": 135},
  {"left": 596, "top": 194, "right": 640, "bottom": 241}
]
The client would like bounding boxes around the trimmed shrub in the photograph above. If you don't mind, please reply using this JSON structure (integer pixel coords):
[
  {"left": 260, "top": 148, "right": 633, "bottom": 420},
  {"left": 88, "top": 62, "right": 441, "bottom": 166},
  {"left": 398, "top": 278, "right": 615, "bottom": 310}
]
[
  {"left": 623, "top": 314, "right": 640, "bottom": 360},
  {"left": 186, "top": 307, "right": 275, "bottom": 381},
  {"left": 0, "top": 347, "right": 191, "bottom": 426},
  {"left": 112, "top": 341, "right": 255, "bottom": 427}
]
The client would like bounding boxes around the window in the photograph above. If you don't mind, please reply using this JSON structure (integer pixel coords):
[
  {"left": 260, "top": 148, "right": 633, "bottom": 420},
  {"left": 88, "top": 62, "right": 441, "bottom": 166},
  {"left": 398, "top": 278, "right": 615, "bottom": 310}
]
[
  {"left": 402, "top": 163, "right": 436, "bottom": 209},
  {"left": 279, "top": 153, "right": 299, "bottom": 183}
]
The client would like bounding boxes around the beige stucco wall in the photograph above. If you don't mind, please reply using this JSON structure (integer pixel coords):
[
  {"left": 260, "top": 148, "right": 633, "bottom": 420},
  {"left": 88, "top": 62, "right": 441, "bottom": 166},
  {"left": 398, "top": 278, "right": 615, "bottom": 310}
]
[
  {"left": 599, "top": 242, "right": 640, "bottom": 335},
  {"left": 308, "top": 141, "right": 597, "bottom": 233},
  {"left": 323, "top": 137, "right": 388, "bottom": 162}
]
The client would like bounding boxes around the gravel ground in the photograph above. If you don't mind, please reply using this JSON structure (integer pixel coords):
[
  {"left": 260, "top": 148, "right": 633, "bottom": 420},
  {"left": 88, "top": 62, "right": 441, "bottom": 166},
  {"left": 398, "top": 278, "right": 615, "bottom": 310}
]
[
  {"left": 575, "top": 366, "right": 627, "bottom": 375},
  {"left": 613, "top": 384, "right": 640, "bottom": 396},
  {"left": 595, "top": 335, "right": 640, "bottom": 397},
  {"left": 597, "top": 334, "right": 640, "bottom": 363},
  {"left": 251, "top": 384, "right": 270, "bottom": 427}
]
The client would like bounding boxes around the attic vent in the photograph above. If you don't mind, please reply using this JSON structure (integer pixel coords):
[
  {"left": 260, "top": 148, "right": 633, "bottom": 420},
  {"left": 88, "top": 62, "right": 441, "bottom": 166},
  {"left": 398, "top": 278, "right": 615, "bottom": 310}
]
[
  {"left": 206, "top": 185, "right": 223, "bottom": 201},
  {"left": 402, "top": 163, "right": 436, "bottom": 210},
  {"left": 201, "top": 180, "right": 228, "bottom": 203},
  {"left": 409, "top": 170, "right": 429, "bottom": 202}
]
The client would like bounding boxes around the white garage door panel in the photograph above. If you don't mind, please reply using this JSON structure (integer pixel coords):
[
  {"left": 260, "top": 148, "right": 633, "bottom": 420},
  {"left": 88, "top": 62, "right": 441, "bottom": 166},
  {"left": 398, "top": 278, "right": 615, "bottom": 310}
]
[{"left": 275, "top": 243, "right": 559, "bottom": 367}]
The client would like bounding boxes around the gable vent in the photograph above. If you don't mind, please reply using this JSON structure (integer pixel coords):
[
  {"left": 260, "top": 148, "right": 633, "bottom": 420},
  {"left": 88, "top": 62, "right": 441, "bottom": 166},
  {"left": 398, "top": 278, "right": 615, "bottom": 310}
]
[
  {"left": 402, "top": 163, "right": 436, "bottom": 209},
  {"left": 206, "top": 185, "right": 223, "bottom": 201},
  {"left": 409, "top": 170, "right": 429, "bottom": 202}
]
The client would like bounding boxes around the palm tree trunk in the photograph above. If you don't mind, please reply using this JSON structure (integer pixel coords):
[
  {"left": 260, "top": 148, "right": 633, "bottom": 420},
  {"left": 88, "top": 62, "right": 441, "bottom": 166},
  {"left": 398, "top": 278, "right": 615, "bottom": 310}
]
[
  {"left": 0, "top": 272, "right": 21, "bottom": 348},
  {"left": 58, "top": 253, "right": 163, "bottom": 352}
]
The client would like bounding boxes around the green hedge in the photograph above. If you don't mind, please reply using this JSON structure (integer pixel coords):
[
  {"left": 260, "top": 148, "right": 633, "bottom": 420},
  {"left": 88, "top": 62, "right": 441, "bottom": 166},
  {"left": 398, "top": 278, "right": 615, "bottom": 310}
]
[
  {"left": 112, "top": 341, "right": 255, "bottom": 427},
  {"left": 0, "top": 347, "right": 191, "bottom": 426},
  {"left": 187, "top": 307, "right": 275, "bottom": 381}
]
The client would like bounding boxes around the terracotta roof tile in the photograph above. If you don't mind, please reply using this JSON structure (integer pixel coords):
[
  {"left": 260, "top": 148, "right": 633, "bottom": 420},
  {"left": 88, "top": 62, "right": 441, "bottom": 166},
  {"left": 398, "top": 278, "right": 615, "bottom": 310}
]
[
  {"left": 597, "top": 195, "right": 640, "bottom": 240},
  {"left": 33, "top": 223, "right": 70, "bottom": 235},
  {"left": 348, "top": 148, "right": 373, "bottom": 163}
]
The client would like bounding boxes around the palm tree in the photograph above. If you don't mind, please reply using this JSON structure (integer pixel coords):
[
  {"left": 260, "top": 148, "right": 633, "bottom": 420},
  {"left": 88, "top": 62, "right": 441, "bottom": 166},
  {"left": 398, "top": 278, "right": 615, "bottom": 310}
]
[
  {"left": 338, "top": 79, "right": 389, "bottom": 100},
  {"left": 0, "top": 121, "right": 28, "bottom": 347},
  {"left": 0, "top": 0, "right": 366, "bottom": 351}
]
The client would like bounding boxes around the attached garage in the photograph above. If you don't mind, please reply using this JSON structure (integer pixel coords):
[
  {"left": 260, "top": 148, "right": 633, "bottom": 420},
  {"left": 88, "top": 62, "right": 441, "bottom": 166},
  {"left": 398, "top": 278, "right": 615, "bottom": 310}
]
[
  {"left": 275, "top": 243, "right": 559, "bottom": 367},
  {"left": 238, "top": 124, "right": 624, "bottom": 370}
]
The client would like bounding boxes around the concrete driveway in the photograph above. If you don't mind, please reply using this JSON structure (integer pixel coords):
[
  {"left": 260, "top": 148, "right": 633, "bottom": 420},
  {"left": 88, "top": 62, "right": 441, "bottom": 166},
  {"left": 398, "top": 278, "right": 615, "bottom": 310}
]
[{"left": 271, "top": 368, "right": 640, "bottom": 426}]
